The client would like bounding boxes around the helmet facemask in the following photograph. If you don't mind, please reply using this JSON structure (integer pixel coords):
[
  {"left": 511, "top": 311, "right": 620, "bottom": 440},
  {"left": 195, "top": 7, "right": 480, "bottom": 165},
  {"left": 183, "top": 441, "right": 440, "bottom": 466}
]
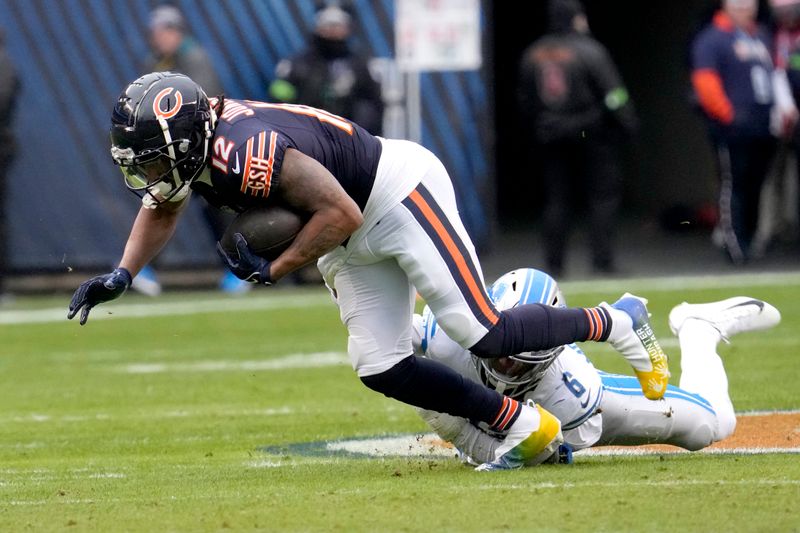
[
  {"left": 110, "top": 72, "right": 217, "bottom": 208},
  {"left": 473, "top": 268, "right": 566, "bottom": 396},
  {"left": 112, "top": 117, "right": 211, "bottom": 207},
  {"left": 473, "top": 345, "right": 565, "bottom": 397}
]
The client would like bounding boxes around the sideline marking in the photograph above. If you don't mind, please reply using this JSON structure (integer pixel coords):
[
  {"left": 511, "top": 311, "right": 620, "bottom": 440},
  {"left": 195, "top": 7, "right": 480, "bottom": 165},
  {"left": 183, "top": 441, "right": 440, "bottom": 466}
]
[
  {"left": 4, "top": 270, "right": 800, "bottom": 325},
  {"left": 0, "top": 291, "right": 333, "bottom": 325},
  {"left": 559, "top": 270, "right": 800, "bottom": 293},
  {"left": 0, "top": 406, "right": 293, "bottom": 425},
  {"left": 738, "top": 409, "right": 800, "bottom": 416},
  {"left": 119, "top": 351, "right": 349, "bottom": 374},
  {"left": 7, "top": 477, "right": 800, "bottom": 506}
]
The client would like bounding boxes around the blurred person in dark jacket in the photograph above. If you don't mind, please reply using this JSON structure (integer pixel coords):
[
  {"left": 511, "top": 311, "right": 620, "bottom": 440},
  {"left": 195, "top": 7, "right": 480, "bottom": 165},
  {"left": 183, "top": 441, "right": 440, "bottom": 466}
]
[
  {"left": 269, "top": 2, "right": 384, "bottom": 136},
  {"left": 141, "top": 4, "right": 247, "bottom": 293},
  {"left": 690, "top": 0, "right": 778, "bottom": 264},
  {"left": 770, "top": 0, "right": 800, "bottom": 237},
  {"left": 144, "top": 4, "right": 222, "bottom": 98},
  {"left": 517, "top": 0, "right": 638, "bottom": 277},
  {"left": 0, "top": 29, "right": 20, "bottom": 299}
]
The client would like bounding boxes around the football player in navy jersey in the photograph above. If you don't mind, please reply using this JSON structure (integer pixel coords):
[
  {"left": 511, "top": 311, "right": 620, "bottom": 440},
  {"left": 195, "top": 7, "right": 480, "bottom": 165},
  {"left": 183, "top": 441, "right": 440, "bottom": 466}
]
[{"left": 68, "top": 72, "right": 671, "bottom": 470}]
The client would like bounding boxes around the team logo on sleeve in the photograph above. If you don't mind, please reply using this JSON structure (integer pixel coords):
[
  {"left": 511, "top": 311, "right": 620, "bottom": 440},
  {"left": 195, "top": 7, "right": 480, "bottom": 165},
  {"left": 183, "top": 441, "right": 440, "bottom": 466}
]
[
  {"left": 241, "top": 131, "right": 277, "bottom": 198},
  {"left": 152, "top": 87, "right": 183, "bottom": 119}
]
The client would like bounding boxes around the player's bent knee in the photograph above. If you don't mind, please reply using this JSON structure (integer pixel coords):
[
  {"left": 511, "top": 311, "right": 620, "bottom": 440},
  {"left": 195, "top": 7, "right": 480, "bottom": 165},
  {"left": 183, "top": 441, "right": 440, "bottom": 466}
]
[
  {"left": 348, "top": 324, "right": 410, "bottom": 376},
  {"left": 430, "top": 306, "right": 487, "bottom": 349},
  {"left": 679, "top": 422, "right": 716, "bottom": 451},
  {"left": 360, "top": 356, "right": 415, "bottom": 396}
]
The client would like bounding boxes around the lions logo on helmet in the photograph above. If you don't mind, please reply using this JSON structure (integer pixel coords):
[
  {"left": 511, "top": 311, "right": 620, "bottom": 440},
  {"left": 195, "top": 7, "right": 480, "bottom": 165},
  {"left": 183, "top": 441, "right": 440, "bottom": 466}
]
[
  {"left": 474, "top": 268, "right": 566, "bottom": 397},
  {"left": 110, "top": 72, "right": 217, "bottom": 208}
]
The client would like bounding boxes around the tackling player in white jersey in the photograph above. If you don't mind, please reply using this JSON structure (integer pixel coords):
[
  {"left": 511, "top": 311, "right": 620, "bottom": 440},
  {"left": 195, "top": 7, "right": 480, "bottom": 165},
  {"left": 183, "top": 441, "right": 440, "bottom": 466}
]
[{"left": 412, "top": 268, "right": 781, "bottom": 466}]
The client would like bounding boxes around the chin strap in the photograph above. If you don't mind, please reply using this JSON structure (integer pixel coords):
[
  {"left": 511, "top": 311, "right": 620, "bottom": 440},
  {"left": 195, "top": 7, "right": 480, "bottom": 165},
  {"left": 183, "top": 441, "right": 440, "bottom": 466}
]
[{"left": 158, "top": 116, "right": 183, "bottom": 189}]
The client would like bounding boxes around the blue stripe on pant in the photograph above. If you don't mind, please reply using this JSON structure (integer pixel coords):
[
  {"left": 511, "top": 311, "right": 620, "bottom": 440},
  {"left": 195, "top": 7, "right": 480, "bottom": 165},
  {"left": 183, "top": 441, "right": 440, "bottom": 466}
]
[{"left": 599, "top": 372, "right": 716, "bottom": 416}]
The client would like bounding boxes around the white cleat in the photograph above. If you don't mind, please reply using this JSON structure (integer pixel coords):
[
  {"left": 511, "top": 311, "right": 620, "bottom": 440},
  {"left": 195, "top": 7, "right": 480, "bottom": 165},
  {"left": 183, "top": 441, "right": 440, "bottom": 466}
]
[{"left": 668, "top": 297, "right": 781, "bottom": 342}]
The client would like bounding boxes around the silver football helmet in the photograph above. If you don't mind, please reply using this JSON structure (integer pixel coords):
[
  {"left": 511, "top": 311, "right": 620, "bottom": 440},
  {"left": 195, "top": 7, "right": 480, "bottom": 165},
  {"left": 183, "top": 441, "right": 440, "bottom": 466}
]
[{"left": 473, "top": 268, "right": 566, "bottom": 397}]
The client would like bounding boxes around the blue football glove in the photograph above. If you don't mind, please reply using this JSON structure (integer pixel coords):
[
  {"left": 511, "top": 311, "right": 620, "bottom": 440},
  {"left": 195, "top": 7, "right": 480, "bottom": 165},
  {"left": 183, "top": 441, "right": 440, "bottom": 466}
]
[
  {"left": 67, "top": 267, "right": 132, "bottom": 325},
  {"left": 216, "top": 233, "right": 273, "bottom": 285}
]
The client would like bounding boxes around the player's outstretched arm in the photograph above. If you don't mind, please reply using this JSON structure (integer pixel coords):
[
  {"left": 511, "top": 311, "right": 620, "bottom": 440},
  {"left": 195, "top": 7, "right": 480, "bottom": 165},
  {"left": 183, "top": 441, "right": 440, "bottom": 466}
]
[
  {"left": 67, "top": 200, "right": 186, "bottom": 325},
  {"left": 119, "top": 200, "right": 187, "bottom": 276}
]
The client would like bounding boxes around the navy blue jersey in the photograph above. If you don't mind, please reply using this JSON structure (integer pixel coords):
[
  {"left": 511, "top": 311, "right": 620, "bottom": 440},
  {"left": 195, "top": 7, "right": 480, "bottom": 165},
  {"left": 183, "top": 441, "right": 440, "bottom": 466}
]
[
  {"left": 192, "top": 99, "right": 381, "bottom": 212},
  {"left": 691, "top": 12, "right": 774, "bottom": 136}
]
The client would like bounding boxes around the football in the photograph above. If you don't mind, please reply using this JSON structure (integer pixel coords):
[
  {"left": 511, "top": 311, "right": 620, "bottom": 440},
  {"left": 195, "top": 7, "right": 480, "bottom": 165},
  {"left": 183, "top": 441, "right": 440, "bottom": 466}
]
[{"left": 220, "top": 206, "right": 305, "bottom": 261}]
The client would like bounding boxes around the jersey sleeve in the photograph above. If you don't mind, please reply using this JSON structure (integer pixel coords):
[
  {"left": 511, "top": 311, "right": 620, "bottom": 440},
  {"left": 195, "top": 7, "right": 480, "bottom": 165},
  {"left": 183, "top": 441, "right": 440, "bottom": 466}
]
[
  {"left": 691, "top": 29, "right": 721, "bottom": 72},
  {"left": 227, "top": 129, "right": 291, "bottom": 200},
  {"left": 690, "top": 31, "right": 734, "bottom": 124},
  {"left": 580, "top": 40, "right": 638, "bottom": 134}
]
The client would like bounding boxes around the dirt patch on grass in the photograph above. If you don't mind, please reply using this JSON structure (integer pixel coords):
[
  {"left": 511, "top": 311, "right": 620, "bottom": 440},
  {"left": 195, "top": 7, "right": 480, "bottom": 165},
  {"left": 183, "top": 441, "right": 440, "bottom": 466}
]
[
  {"left": 710, "top": 412, "right": 800, "bottom": 449},
  {"left": 592, "top": 412, "right": 800, "bottom": 454}
]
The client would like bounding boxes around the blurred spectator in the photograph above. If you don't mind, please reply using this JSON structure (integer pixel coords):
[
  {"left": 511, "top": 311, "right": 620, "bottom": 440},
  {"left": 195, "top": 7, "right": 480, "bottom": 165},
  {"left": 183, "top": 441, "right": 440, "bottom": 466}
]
[
  {"left": 141, "top": 4, "right": 248, "bottom": 294},
  {"left": 268, "top": 1, "right": 384, "bottom": 135},
  {"left": 690, "top": 0, "right": 778, "bottom": 264},
  {"left": 0, "top": 29, "right": 20, "bottom": 301},
  {"left": 770, "top": 0, "right": 800, "bottom": 233},
  {"left": 517, "top": 0, "right": 637, "bottom": 277},
  {"left": 144, "top": 3, "right": 223, "bottom": 99}
]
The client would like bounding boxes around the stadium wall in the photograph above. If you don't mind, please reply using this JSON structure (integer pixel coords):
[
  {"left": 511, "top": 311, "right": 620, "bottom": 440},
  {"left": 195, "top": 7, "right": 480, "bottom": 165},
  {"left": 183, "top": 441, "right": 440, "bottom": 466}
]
[{"left": 0, "top": 0, "right": 493, "bottom": 272}]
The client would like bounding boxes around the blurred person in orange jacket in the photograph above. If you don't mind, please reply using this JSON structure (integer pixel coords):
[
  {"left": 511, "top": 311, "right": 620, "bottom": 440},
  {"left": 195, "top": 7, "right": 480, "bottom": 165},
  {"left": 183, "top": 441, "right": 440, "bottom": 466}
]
[{"left": 690, "top": 0, "right": 778, "bottom": 264}]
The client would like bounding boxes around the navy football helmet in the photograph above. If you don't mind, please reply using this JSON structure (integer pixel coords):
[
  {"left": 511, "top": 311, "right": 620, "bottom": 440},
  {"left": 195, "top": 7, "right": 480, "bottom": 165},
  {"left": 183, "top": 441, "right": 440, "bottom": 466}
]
[
  {"left": 473, "top": 268, "right": 567, "bottom": 397},
  {"left": 110, "top": 72, "right": 215, "bottom": 206}
]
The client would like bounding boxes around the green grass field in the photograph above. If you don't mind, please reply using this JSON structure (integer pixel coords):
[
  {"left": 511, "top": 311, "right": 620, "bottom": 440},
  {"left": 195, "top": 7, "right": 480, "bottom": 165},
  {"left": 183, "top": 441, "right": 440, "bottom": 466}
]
[{"left": 1, "top": 272, "right": 799, "bottom": 532}]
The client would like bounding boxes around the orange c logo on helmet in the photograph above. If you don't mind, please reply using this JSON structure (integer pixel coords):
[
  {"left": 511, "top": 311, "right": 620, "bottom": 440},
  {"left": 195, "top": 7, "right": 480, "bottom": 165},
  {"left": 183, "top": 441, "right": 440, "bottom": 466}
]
[{"left": 152, "top": 87, "right": 183, "bottom": 119}]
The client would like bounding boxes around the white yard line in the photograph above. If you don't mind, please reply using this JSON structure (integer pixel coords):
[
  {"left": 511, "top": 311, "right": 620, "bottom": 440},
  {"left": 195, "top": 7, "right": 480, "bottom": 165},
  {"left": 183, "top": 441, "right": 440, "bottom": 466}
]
[
  {"left": 119, "top": 351, "right": 349, "bottom": 374},
  {"left": 3, "top": 270, "right": 800, "bottom": 325},
  {"left": 738, "top": 409, "right": 800, "bottom": 416},
  {"left": 559, "top": 270, "right": 800, "bottom": 293},
  {"left": 0, "top": 292, "right": 333, "bottom": 325},
  {"left": 6, "top": 477, "right": 800, "bottom": 506},
  {"left": 0, "top": 406, "right": 293, "bottom": 425}
]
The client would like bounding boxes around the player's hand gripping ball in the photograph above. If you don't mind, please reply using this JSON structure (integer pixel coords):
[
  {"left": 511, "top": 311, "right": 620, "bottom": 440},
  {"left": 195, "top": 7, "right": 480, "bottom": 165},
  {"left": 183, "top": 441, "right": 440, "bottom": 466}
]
[
  {"left": 217, "top": 206, "right": 305, "bottom": 285},
  {"left": 219, "top": 206, "right": 304, "bottom": 261}
]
